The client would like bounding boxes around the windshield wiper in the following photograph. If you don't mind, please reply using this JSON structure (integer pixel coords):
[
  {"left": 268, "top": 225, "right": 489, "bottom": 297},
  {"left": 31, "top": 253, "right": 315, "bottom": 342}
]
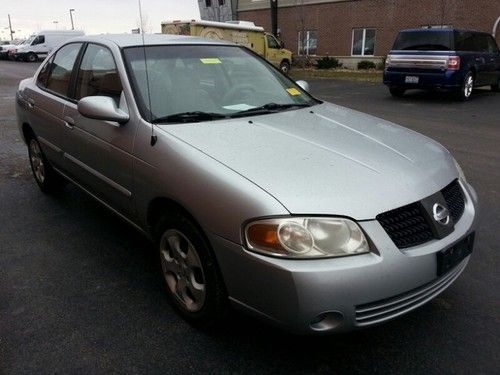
[
  {"left": 229, "top": 102, "right": 311, "bottom": 118},
  {"left": 152, "top": 111, "right": 228, "bottom": 124}
]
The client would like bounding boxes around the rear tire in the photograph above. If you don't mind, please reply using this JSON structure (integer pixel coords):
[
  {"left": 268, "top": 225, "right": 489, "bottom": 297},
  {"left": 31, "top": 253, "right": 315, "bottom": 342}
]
[
  {"left": 456, "top": 71, "right": 474, "bottom": 101},
  {"left": 27, "top": 135, "right": 66, "bottom": 194},
  {"left": 389, "top": 87, "right": 405, "bottom": 97},
  {"left": 155, "top": 212, "right": 227, "bottom": 328}
]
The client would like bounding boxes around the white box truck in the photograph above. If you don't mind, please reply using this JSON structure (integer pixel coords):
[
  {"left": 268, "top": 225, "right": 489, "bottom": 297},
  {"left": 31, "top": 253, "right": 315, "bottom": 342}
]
[{"left": 13, "top": 30, "right": 84, "bottom": 62}]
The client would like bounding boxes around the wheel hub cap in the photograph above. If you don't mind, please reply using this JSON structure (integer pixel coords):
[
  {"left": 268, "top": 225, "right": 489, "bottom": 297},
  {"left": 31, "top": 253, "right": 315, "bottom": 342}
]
[{"left": 160, "top": 229, "right": 206, "bottom": 312}]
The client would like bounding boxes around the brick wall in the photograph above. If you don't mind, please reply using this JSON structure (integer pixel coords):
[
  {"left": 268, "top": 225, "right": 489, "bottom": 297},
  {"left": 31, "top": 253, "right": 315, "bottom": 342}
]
[{"left": 238, "top": 0, "right": 500, "bottom": 57}]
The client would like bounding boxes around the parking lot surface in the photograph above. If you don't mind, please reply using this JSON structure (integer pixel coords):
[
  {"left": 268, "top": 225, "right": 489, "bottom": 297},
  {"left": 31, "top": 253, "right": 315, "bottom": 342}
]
[{"left": 1, "top": 60, "right": 499, "bottom": 374}]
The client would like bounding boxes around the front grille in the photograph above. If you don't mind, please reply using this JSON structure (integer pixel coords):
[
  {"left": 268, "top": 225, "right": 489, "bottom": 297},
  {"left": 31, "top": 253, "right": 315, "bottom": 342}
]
[
  {"left": 377, "top": 180, "right": 465, "bottom": 249},
  {"left": 355, "top": 258, "right": 468, "bottom": 326},
  {"left": 376, "top": 203, "right": 433, "bottom": 249},
  {"left": 442, "top": 180, "right": 465, "bottom": 222}
]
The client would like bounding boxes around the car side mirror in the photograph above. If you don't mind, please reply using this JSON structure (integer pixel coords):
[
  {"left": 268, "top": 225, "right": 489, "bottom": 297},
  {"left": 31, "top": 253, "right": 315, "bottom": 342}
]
[
  {"left": 280, "top": 41, "right": 285, "bottom": 49},
  {"left": 296, "top": 80, "right": 310, "bottom": 92},
  {"left": 78, "top": 96, "right": 129, "bottom": 124}
]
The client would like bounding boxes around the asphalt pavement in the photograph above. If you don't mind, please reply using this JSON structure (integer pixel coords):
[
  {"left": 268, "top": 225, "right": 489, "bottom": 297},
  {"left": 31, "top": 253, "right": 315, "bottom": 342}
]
[{"left": 0, "top": 60, "right": 499, "bottom": 374}]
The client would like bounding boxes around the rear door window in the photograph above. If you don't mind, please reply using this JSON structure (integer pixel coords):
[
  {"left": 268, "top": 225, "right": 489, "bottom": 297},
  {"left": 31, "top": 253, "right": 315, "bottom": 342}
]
[
  {"left": 454, "top": 31, "right": 476, "bottom": 51},
  {"left": 45, "top": 43, "right": 82, "bottom": 97},
  {"left": 392, "top": 31, "right": 453, "bottom": 51},
  {"left": 473, "top": 33, "right": 489, "bottom": 52}
]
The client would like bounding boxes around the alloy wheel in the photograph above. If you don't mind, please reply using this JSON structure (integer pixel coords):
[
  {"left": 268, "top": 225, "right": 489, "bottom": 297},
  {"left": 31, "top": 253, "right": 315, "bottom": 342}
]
[{"left": 464, "top": 74, "right": 473, "bottom": 98}]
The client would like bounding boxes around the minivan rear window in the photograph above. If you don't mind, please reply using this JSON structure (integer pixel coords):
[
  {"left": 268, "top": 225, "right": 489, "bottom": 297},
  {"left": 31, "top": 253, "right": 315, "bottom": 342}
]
[{"left": 392, "top": 31, "right": 453, "bottom": 51}]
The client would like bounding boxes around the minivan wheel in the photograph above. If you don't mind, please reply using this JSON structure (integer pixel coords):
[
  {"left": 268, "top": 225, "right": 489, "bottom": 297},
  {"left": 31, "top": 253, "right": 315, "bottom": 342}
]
[
  {"left": 457, "top": 71, "right": 474, "bottom": 101},
  {"left": 26, "top": 53, "right": 37, "bottom": 63},
  {"left": 389, "top": 87, "right": 405, "bottom": 97},
  {"left": 155, "top": 213, "right": 227, "bottom": 327},
  {"left": 28, "top": 136, "right": 65, "bottom": 193}
]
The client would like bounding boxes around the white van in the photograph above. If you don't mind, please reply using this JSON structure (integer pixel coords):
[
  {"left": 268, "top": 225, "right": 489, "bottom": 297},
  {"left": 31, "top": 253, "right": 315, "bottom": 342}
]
[{"left": 14, "top": 30, "right": 84, "bottom": 62}]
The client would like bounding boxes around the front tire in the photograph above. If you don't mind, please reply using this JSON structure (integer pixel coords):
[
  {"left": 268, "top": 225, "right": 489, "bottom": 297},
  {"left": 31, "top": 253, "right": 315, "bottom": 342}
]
[
  {"left": 279, "top": 60, "right": 291, "bottom": 75},
  {"left": 457, "top": 71, "right": 474, "bottom": 101},
  {"left": 28, "top": 136, "right": 65, "bottom": 193},
  {"left": 155, "top": 213, "right": 227, "bottom": 327}
]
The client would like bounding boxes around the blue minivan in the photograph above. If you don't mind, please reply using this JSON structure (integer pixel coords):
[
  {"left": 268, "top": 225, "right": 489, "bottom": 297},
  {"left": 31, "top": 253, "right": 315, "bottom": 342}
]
[{"left": 384, "top": 29, "right": 500, "bottom": 100}]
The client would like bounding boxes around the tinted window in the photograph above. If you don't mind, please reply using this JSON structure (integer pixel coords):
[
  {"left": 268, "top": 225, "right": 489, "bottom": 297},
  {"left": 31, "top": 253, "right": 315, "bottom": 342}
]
[
  {"left": 473, "top": 33, "right": 490, "bottom": 52},
  {"left": 454, "top": 31, "right": 476, "bottom": 51},
  {"left": 45, "top": 43, "right": 82, "bottom": 97},
  {"left": 486, "top": 35, "right": 499, "bottom": 53},
  {"left": 392, "top": 31, "right": 453, "bottom": 51},
  {"left": 75, "top": 44, "right": 123, "bottom": 104}
]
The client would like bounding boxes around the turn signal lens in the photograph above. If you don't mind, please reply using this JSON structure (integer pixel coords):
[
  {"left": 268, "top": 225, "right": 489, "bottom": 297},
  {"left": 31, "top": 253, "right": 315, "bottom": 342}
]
[{"left": 245, "top": 217, "right": 370, "bottom": 258}]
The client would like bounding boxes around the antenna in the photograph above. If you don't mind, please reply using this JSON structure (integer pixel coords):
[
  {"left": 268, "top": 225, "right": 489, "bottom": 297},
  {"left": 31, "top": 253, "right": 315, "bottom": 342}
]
[{"left": 138, "top": 0, "right": 157, "bottom": 146}]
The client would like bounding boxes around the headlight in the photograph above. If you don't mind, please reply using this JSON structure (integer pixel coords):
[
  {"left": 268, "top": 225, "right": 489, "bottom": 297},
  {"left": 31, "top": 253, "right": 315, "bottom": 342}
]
[
  {"left": 453, "top": 158, "right": 467, "bottom": 183},
  {"left": 245, "top": 217, "right": 370, "bottom": 258}
]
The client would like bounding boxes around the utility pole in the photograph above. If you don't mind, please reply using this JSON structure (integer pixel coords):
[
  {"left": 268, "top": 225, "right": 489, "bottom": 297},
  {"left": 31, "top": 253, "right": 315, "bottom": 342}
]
[
  {"left": 8, "top": 14, "right": 14, "bottom": 41},
  {"left": 69, "top": 9, "right": 75, "bottom": 30},
  {"left": 270, "top": 0, "right": 278, "bottom": 36}
]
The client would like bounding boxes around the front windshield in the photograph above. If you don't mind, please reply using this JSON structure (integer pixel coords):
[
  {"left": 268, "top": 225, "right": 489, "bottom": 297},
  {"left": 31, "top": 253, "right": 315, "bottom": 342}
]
[
  {"left": 123, "top": 45, "right": 317, "bottom": 123},
  {"left": 24, "top": 35, "right": 36, "bottom": 46}
]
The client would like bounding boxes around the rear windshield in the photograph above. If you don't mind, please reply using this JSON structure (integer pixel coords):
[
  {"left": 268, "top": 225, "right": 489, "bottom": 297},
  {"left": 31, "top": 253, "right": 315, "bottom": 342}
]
[{"left": 392, "top": 31, "right": 453, "bottom": 51}]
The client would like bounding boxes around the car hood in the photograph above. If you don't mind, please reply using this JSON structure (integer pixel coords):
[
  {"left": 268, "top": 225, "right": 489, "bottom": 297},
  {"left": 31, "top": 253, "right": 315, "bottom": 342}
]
[{"left": 159, "top": 102, "right": 457, "bottom": 219}]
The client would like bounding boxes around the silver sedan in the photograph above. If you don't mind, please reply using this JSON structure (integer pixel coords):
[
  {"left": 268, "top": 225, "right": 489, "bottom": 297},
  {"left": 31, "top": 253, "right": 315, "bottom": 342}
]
[{"left": 16, "top": 34, "right": 478, "bottom": 333}]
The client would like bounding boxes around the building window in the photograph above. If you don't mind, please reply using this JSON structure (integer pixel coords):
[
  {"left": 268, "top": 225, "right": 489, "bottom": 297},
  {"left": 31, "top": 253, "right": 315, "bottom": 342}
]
[
  {"left": 205, "top": 0, "right": 211, "bottom": 7},
  {"left": 218, "top": 0, "right": 225, "bottom": 5},
  {"left": 352, "top": 28, "right": 376, "bottom": 56},
  {"left": 298, "top": 30, "right": 317, "bottom": 55}
]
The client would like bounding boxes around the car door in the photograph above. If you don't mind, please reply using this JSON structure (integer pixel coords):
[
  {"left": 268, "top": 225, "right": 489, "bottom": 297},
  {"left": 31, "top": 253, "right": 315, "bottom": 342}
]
[
  {"left": 472, "top": 33, "right": 490, "bottom": 86},
  {"left": 485, "top": 34, "right": 500, "bottom": 84},
  {"left": 61, "top": 43, "right": 136, "bottom": 217},
  {"left": 31, "top": 35, "right": 48, "bottom": 58},
  {"left": 23, "top": 42, "right": 83, "bottom": 168}
]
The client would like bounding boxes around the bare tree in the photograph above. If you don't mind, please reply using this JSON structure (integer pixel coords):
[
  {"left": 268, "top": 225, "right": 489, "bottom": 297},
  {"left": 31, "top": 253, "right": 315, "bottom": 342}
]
[
  {"left": 137, "top": 12, "right": 153, "bottom": 34},
  {"left": 295, "top": 0, "right": 310, "bottom": 68}
]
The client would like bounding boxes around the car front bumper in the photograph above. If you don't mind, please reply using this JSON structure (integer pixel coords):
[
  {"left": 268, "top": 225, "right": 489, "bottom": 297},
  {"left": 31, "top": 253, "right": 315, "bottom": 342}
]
[{"left": 210, "top": 180, "right": 478, "bottom": 334}]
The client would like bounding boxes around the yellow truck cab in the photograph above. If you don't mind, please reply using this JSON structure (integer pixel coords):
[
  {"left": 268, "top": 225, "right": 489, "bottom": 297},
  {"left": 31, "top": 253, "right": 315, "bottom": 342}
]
[{"left": 161, "top": 20, "right": 293, "bottom": 74}]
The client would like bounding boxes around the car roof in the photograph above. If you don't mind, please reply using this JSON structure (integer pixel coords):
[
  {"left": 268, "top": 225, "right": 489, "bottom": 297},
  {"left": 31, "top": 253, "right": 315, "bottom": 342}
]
[
  {"left": 69, "top": 33, "right": 233, "bottom": 48},
  {"left": 399, "top": 28, "right": 485, "bottom": 34}
]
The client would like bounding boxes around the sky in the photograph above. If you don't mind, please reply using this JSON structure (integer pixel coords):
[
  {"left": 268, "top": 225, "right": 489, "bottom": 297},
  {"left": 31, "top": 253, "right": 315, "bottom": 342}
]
[{"left": 1, "top": 0, "right": 201, "bottom": 40}]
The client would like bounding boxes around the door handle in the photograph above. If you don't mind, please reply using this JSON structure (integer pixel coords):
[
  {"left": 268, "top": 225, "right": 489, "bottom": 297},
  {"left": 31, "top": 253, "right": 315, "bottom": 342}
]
[
  {"left": 64, "top": 116, "right": 75, "bottom": 130},
  {"left": 27, "top": 98, "right": 35, "bottom": 108}
]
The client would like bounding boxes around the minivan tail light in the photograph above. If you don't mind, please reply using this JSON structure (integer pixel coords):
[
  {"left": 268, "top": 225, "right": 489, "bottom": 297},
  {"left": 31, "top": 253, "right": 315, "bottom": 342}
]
[{"left": 447, "top": 56, "right": 460, "bottom": 70}]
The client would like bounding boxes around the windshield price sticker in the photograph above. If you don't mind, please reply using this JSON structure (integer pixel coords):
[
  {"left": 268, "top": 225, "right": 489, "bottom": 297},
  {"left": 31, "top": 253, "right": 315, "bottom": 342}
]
[
  {"left": 286, "top": 88, "right": 301, "bottom": 96},
  {"left": 200, "top": 58, "right": 222, "bottom": 64}
]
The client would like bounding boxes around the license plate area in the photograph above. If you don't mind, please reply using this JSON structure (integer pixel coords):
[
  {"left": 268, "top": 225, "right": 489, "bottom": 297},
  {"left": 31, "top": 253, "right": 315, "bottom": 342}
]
[
  {"left": 405, "top": 75, "right": 419, "bottom": 84},
  {"left": 437, "top": 233, "right": 474, "bottom": 276}
]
